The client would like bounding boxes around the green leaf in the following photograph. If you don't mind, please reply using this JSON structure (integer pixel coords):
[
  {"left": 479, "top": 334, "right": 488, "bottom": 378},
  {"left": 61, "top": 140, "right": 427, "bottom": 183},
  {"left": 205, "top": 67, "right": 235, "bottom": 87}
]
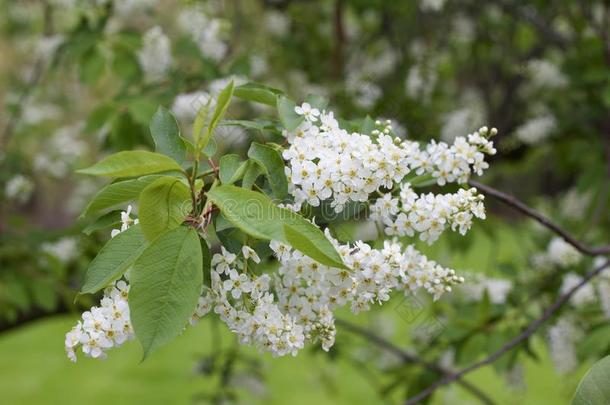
[
  {"left": 360, "top": 115, "right": 375, "bottom": 135},
  {"left": 241, "top": 160, "right": 264, "bottom": 190},
  {"left": 201, "top": 238, "right": 212, "bottom": 288},
  {"left": 201, "top": 80, "right": 234, "bottom": 151},
  {"left": 578, "top": 325, "right": 610, "bottom": 359},
  {"left": 150, "top": 107, "right": 187, "bottom": 164},
  {"left": 82, "top": 210, "right": 122, "bottom": 235},
  {"left": 206, "top": 185, "right": 346, "bottom": 268},
  {"left": 130, "top": 226, "right": 203, "bottom": 359},
  {"left": 128, "top": 98, "right": 157, "bottom": 126},
  {"left": 202, "top": 137, "right": 217, "bottom": 158},
  {"left": 77, "top": 151, "right": 183, "bottom": 178},
  {"left": 80, "top": 225, "right": 147, "bottom": 294},
  {"left": 207, "top": 185, "right": 285, "bottom": 241},
  {"left": 406, "top": 173, "right": 437, "bottom": 188},
  {"left": 138, "top": 177, "right": 191, "bottom": 241},
  {"left": 192, "top": 98, "right": 212, "bottom": 146},
  {"left": 82, "top": 175, "right": 163, "bottom": 217},
  {"left": 247, "top": 142, "right": 288, "bottom": 200},
  {"left": 305, "top": 94, "right": 329, "bottom": 110},
  {"left": 80, "top": 48, "right": 105, "bottom": 84},
  {"left": 572, "top": 355, "right": 610, "bottom": 405},
  {"left": 219, "top": 154, "right": 247, "bottom": 185},
  {"left": 234, "top": 82, "right": 283, "bottom": 106},
  {"left": 222, "top": 118, "right": 282, "bottom": 134},
  {"left": 283, "top": 221, "right": 345, "bottom": 269},
  {"left": 277, "top": 96, "right": 304, "bottom": 132},
  {"left": 221, "top": 119, "right": 266, "bottom": 132}
]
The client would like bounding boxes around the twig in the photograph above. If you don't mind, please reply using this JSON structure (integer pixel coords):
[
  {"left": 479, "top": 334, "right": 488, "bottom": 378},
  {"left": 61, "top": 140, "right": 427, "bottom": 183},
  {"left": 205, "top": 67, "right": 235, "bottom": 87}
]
[
  {"left": 405, "top": 259, "right": 610, "bottom": 404},
  {"left": 468, "top": 179, "right": 610, "bottom": 256},
  {"left": 335, "top": 319, "right": 496, "bottom": 405},
  {"left": 494, "top": 0, "right": 569, "bottom": 49}
]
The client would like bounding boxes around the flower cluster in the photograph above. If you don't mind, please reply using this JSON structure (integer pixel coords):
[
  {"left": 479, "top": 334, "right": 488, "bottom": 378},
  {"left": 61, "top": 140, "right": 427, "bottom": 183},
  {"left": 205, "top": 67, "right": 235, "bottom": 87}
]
[
  {"left": 459, "top": 274, "right": 513, "bottom": 305},
  {"left": 198, "top": 231, "right": 463, "bottom": 357},
  {"left": 369, "top": 184, "right": 486, "bottom": 244},
  {"left": 4, "top": 174, "right": 34, "bottom": 203},
  {"left": 178, "top": 6, "right": 227, "bottom": 62},
  {"left": 67, "top": 227, "right": 464, "bottom": 360},
  {"left": 283, "top": 103, "right": 496, "bottom": 213},
  {"left": 65, "top": 280, "right": 134, "bottom": 362},
  {"left": 138, "top": 26, "right": 172, "bottom": 82},
  {"left": 548, "top": 317, "right": 582, "bottom": 374},
  {"left": 532, "top": 237, "right": 583, "bottom": 271}
]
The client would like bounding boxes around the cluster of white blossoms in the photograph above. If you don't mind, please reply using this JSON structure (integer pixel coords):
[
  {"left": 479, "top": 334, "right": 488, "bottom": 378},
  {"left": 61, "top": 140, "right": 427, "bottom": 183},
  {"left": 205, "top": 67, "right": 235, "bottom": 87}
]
[
  {"left": 178, "top": 6, "right": 227, "bottom": 62},
  {"left": 4, "top": 174, "right": 34, "bottom": 203},
  {"left": 41, "top": 237, "right": 78, "bottom": 264},
  {"left": 195, "top": 231, "right": 464, "bottom": 357},
  {"left": 65, "top": 280, "right": 134, "bottom": 362},
  {"left": 284, "top": 103, "right": 496, "bottom": 215},
  {"left": 138, "top": 26, "right": 172, "bottom": 82},
  {"left": 514, "top": 114, "right": 557, "bottom": 145},
  {"left": 33, "top": 122, "right": 87, "bottom": 178},
  {"left": 548, "top": 317, "right": 582, "bottom": 374},
  {"left": 67, "top": 224, "right": 464, "bottom": 360},
  {"left": 369, "top": 184, "right": 486, "bottom": 244},
  {"left": 532, "top": 236, "right": 582, "bottom": 270},
  {"left": 459, "top": 274, "right": 513, "bottom": 305}
]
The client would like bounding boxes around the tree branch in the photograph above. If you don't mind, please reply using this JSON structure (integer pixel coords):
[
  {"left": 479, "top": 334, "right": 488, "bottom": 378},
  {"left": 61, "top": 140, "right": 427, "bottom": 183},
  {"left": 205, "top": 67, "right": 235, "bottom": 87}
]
[
  {"left": 335, "top": 319, "right": 496, "bottom": 405},
  {"left": 405, "top": 259, "right": 610, "bottom": 404},
  {"left": 468, "top": 179, "right": 610, "bottom": 256},
  {"left": 494, "top": 0, "right": 570, "bottom": 50}
]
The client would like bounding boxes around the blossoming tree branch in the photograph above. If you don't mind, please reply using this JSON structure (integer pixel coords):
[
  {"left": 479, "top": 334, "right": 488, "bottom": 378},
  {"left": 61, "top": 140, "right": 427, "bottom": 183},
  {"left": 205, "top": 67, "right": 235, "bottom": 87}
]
[{"left": 65, "top": 80, "right": 497, "bottom": 362}]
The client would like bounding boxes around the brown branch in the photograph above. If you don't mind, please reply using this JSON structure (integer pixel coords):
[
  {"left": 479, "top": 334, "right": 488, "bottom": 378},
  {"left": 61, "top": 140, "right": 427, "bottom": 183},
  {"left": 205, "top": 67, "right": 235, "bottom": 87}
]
[
  {"left": 468, "top": 179, "right": 610, "bottom": 256},
  {"left": 332, "top": 0, "right": 346, "bottom": 78},
  {"left": 405, "top": 259, "right": 610, "bottom": 404},
  {"left": 335, "top": 319, "right": 496, "bottom": 405},
  {"left": 494, "top": 0, "right": 570, "bottom": 50}
]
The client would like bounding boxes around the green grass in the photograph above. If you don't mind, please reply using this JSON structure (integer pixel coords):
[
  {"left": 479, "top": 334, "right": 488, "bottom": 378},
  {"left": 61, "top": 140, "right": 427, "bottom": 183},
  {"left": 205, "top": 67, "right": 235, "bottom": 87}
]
[{"left": 0, "top": 312, "right": 587, "bottom": 405}]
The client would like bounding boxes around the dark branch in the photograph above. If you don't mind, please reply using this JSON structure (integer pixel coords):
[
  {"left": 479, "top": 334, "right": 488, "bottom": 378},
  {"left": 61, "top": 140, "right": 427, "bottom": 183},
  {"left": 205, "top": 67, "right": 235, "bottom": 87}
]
[
  {"left": 335, "top": 319, "right": 496, "bottom": 405},
  {"left": 494, "top": 0, "right": 570, "bottom": 49},
  {"left": 469, "top": 179, "right": 610, "bottom": 256},
  {"left": 405, "top": 259, "right": 610, "bottom": 404}
]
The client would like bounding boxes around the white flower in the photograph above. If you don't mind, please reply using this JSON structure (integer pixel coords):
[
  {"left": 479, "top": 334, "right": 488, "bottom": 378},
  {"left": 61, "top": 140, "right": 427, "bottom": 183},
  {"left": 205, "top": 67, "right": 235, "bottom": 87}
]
[
  {"left": 111, "top": 205, "right": 139, "bottom": 238},
  {"left": 41, "top": 238, "right": 78, "bottom": 263},
  {"left": 138, "top": 26, "right": 172, "bottom": 82},
  {"left": 283, "top": 105, "right": 495, "bottom": 215},
  {"left": 171, "top": 91, "right": 212, "bottom": 123},
  {"left": 242, "top": 246, "right": 261, "bottom": 263},
  {"left": 4, "top": 174, "right": 34, "bottom": 203},
  {"left": 294, "top": 103, "right": 320, "bottom": 122},
  {"left": 178, "top": 6, "right": 227, "bottom": 62},
  {"left": 420, "top": 0, "right": 446, "bottom": 12},
  {"left": 211, "top": 247, "right": 237, "bottom": 275},
  {"left": 514, "top": 115, "right": 556, "bottom": 145},
  {"left": 526, "top": 59, "right": 568, "bottom": 90},
  {"left": 548, "top": 318, "right": 582, "bottom": 374},
  {"left": 547, "top": 237, "right": 581, "bottom": 268}
]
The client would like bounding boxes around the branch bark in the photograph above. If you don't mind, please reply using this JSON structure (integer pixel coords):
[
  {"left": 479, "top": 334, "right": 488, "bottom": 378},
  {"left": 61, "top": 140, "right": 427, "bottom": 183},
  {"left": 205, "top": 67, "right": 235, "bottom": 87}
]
[
  {"left": 405, "top": 259, "right": 610, "bottom": 404},
  {"left": 335, "top": 319, "right": 496, "bottom": 405},
  {"left": 469, "top": 179, "right": 610, "bottom": 256}
]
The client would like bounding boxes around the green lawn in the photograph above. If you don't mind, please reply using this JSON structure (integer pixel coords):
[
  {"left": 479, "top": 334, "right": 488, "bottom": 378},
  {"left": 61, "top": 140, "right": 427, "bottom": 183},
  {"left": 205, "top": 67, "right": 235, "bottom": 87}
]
[{"left": 0, "top": 313, "right": 586, "bottom": 405}]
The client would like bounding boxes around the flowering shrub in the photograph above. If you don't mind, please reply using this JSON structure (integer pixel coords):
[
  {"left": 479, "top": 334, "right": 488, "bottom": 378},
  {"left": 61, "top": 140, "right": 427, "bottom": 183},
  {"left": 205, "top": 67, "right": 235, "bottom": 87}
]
[
  {"left": 2, "top": 1, "right": 609, "bottom": 403},
  {"left": 66, "top": 83, "right": 496, "bottom": 361}
]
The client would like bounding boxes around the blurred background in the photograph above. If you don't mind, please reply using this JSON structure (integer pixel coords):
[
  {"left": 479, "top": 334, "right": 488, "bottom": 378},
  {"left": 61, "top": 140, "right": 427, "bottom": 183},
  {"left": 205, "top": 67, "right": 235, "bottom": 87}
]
[{"left": 1, "top": 0, "right": 609, "bottom": 404}]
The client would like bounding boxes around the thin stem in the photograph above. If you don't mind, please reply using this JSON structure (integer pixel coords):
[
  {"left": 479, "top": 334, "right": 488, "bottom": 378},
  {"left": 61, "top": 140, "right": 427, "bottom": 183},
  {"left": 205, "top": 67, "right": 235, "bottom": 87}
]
[
  {"left": 336, "top": 319, "right": 496, "bottom": 405},
  {"left": 189, "top": 160, "right": 200, "bottom": 215},
  {"left": 405, "top": 259, "right": 610, "bottom": 404},
  {"left": 469, "top": 179, "right": 610, "bottom": 256}
]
